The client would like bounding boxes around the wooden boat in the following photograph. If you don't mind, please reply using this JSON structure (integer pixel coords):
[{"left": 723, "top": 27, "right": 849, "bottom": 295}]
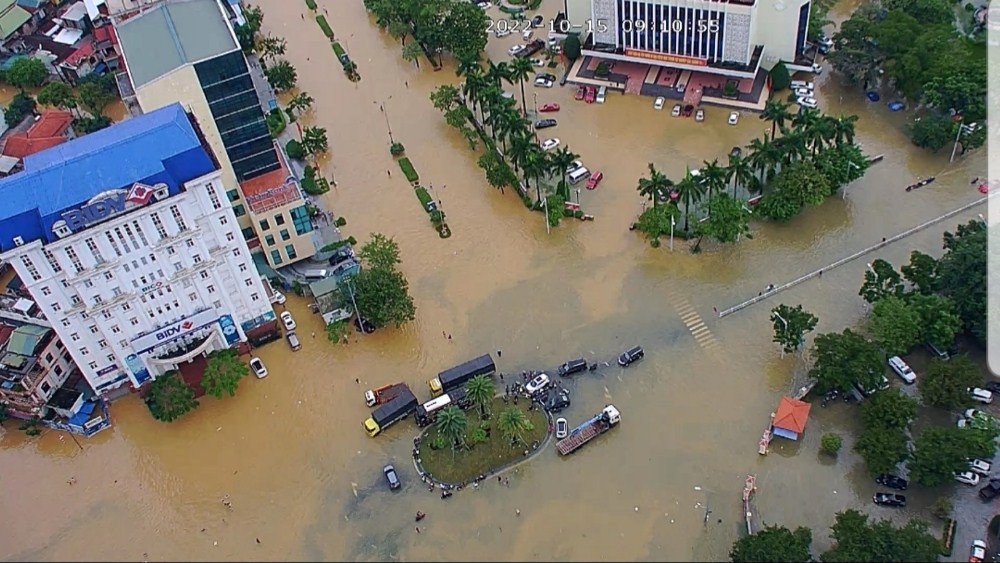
[{"left": 905, "top": 176, "right": 936, "bottom": 192}]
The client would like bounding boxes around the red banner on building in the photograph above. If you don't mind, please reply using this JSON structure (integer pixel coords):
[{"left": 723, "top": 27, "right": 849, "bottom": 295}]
[{"left": 624, "top": 49, "right": 708, "bottom": 67}]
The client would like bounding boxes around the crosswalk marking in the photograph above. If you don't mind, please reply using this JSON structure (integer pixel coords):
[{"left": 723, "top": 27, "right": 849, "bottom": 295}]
[{"left": 665, "top": 292, "right": 721, "bottom": 350}]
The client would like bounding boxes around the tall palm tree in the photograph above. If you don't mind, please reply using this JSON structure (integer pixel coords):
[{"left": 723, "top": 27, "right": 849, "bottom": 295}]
[
  {"left": 746, "top": 134, "right": 782, "bottom": 185},
  {"left": 790, "top": 108, "right": 828, "bottom": 154},
  {"left": 829, "top": 113, "right": 858, "bottom": 145},
  {"left": 436, "top": 405, "right": 468, "bottom": 454},
  {"left": 497, "top": 406, "right": 531, "bottom": 447},
  {"left": 522, "top": 146, "right": 549, "bottom": 202},
  {"left": 674, "top": 169, "right": 707, "bottom": 232},
  {"left": 508, "top": 130, "right": 533, "bottom": 174},
  {"left": 774, "top": 127, "right": 808, "bottom": 165},
  {"left": 462, "top": 67, "right": 489, "bottom": 121},
  {"left": 456, "top": 57, "right": 481, "bottom": 78},
  {"left": 548, "top": 146, "right": 579, "bottom": 199},
  {"left": 760, "top": 99, "right": 791, "bottom": 138},
  {"left": 636, "top": 163, "right": 672, "bottom": 207},
  {"left": 486, "top": 60, "right": 509, "bottom": 89},
  {"left": 465, "top": 375, "right": 495, "bottom": 419},
  {"left": 507, "top": 56, "right": 534, "bottom": 117},
  {"left": 699, "top": 159, "right": 727, "bottom": 213},
  {"left": 492, "top": 107, "right": 519, "bottom": 152},
  {"left": 725, "top": 154, "right": 757, "bottom": 197}
]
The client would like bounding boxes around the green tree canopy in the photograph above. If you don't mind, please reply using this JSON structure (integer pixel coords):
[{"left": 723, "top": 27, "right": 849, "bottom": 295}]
[
  {"left": 264, "top": 59, "right": 297, "bottom": 92},
  {"left": 908, "top": 425, "right": 975, "bottom": 486},
  {"left": 6, "top": 57, "right": 47, "bottom": 90},
  {"left": 937, "top": 220, "right": 987, "bottom": 344},
  {"left": 633, "top": 203, "right": 680, "bottom": 247},
  {"left": 497, "top": 406, "right": 530, "bottom": 446},
  {"left": 693, "top": 193, "right": 753, "bottom": 247},
  {"left": 869, "top": 295, "right": 921, "bottom": 355},
  {"left": 350, "top": 233, "right": 416, "bottom": 329},
  {"left": 770, "top": 304, "right": 818, "bottom": 354},
  {"left": 820, "top": 509, "right": 943, "bottom": 562},
  {"left": 900, "top": 250, "right": 938, "bottom": 294},
  {"left": 465, "top": 374, "right": 494, "bottom": 418},
  {"left": 145, "top": 371, "right": 199, "bottom": 422},
  {"left": 77, "top": 75, "right": 116, "bottom": 117},
  {"left": 861, "top": 387, "right": 918, "bottom": 430},
  {"left": 809, "top": 329, "right": 885, "bottom": 394},
  {"left": 769, "top": 61, "right": 791, "bottom": 91},
  {"left": 854, "top": 426, "right": 909, "bottom": 475},
  {"left": 907, "top": 293, "right": 961, "bottom": 350},
  {"left": 918, "top": 355, "right": 983, "bottom": 409},
  {"left": 36, "top": 82, "right": 76, "bottom": 111},
  {"left": 436, "top": 405, "right": 468, "bottom": 451},
  {"left": 730, "top": 524, "right": 812, "bottom": 562},
  {"left": 563, "top": 34, "right": 582, "bottom": 61},
  {"left": 358, "top": 232, "right": 401, "bottom": 270},
  {"left": 442, "top": 1, "right": 487, "bottom": 62},
  {"left": 858, "top": 258, "right": 905, "bottom": 303},
  {"left": 201, "top": 348, "right": 249, "bottom": 399}
]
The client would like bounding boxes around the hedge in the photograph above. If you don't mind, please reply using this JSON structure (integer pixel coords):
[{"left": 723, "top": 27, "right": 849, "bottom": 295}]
[
  {"left": 304, "top": 0, "right": 316, "bottom": 9},
  {"left": 415, "top": 186, "right": 433, "bottom": 209},
  {"left": 285, "top": 139, "right": 305, "bottom": 160},
  {"left": 940, "top": 519, "right": 956, "bottom": 556},
  {"left": 398, "top": 157, "right": 419, "bottom": 183},
  {"left": 316, "top": 15, "right": 334, "bottom": 38},
  {"left": 332, "top": 42, "right": 347, "bottom": 60}
]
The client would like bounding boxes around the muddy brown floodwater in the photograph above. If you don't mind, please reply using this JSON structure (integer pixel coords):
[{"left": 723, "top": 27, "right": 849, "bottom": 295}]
[{"left": 0, "top": 1, "right": 989, "bottom": 561}]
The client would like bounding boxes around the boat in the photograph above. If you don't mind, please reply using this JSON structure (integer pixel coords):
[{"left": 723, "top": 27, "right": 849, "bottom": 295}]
[{"left": 904, "top": 176, "right": 936, "bottom": 192}]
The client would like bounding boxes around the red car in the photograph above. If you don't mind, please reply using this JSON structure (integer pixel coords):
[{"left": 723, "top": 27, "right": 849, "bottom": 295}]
[
  {"left": 585, "top": 171, "right": 603, "bottom": 190},
  {"left": 539, "top": 102, "right": 560, "bottom": 112},
  {"left": 681, "top": 104, "right": 694, "bottom": 117},
  {"left": 585, "top": 86, "right": 596, "bottom": 103},
  {"left": 575, "top": 85, "right": 585, "bottom": 100}
]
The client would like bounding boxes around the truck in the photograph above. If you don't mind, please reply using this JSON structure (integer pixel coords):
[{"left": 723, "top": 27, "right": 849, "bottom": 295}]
[
  {"left": 555, "top": 404, "right": 621, "bottom": 456},
  {"left": 364, "top": 383, "right": 408, "bottom": 407},
  {"left": 415, "top": 387, "right": 471, "bottom": 427},
  {"left": 363, "top": 388, "right": 418, "bottom": 437},
  {"left": 428, "top": 353, "right": 496, "bottom": 396}
]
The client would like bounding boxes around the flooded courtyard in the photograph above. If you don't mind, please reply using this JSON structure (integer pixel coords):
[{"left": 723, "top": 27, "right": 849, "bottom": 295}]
[{"left": 0, "top": 0, "right": 990, "bottom": 561}]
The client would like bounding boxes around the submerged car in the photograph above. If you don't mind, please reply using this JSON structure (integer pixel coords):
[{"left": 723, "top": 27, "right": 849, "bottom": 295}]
[
  {"left": 540, "top": 138, "right": 560, "bottom": 151},
  {"left": 728, "top": 111, "right": 740, "bottom": 125},
  {"left": 383, "top": 464, "right": 401, "bottom": 490},
  {"left": 873, "top": 493, "right": 906, "bottom": 507},
  {"left": 249, "top": 357, "right": 267, "bottom": 379},
  {"left": 585, "top": 171, "right": 603, "bottom": 190},
  {"left": 538, "top": 102, "right": 560, "bottom": 112},
  {"left": 535, "top": 118, "right": 557, "bottom": 129},
  {"left": 270, "top": 291, "right": 287, "bottom": 305},
  {"left": 354, "top": 317, "right": 376, "bottom": 334},
  {"left": 525, "top": 373, "right": 551, "bottom": 395},
  {"left": 653, "top": 96, "right": 665, "bottom": 110},
  {"left": 548, "top": 391, "right": 571, "bottom": 413},
  {"left": 558, "top": 358, "right": 588, "bottom": 376},
  {"left": 670, "top": 103, "right": 681, "bottom": 117},
  {"left": 618, "top": 345, "right": 644, "bottom": 367},
  {"left": 875, "top": 474, "right": 908, "bottom": 490},
  {"left": 694, "top": 108, "right": 705, "bottom": 122},
  {"left": 280, "top": 311, "right": 296, "bottom": 331},
  {"left": 575, "top": 85, "right": 585, "bottom": 100},
  {"left": 955, "top": 471, "right": 981, "bottom": 486},
  {"left": 508, "top": 45, "right": 525, "bottom": 56},
  {"left": 534, "top": 76, "right": 553, "bottom": 88}
]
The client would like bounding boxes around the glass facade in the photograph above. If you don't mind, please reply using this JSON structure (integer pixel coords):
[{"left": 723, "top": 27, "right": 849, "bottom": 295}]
[
  {"left": 194, "top": 51, "right": 280, "bottom": 182},
  {"left": 290, "top": 205, "right": 313, "bottom": 236},
  {"left": 617, "top": 0, "right": 726, "bottom": 61},
  {"left": 795, "top": 2, "right": 810, "bottom": 56}
]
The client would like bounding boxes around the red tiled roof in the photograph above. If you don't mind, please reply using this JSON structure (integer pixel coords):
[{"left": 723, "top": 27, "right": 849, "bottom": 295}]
[
  {"left": 773, "top": 396, "right": 811, "bottom": 434},
  {"left": 239, "top": 166, "right": 288, "bottom": 199},
  {"left": 3, "top": 111, "right": 73, "bottom": 159},
  {"left": 64, "top": 39, "right": 94, "bottom": 66}
]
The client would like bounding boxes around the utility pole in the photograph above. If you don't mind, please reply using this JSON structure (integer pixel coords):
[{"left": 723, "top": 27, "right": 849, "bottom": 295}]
[
  {"left": 669, "top": 214, "right": 675, "bottom": 252},
  {"left": 950, "top": 120, "right": 976, "bottom": 163},
  {"left": 543, "top": 196, "right": 550, "bottom": 234},
  {"left": 379, "top": 97, "right": 395, "bottom": 145}
]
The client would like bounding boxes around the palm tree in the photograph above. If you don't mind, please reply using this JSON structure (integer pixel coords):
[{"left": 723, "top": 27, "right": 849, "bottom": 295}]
[
  {"left": 790, "top": 108, "right": 828, "bottom": 154},
  {"left": 549, "top": 146, "right": 579, "bottom": 199},
  {"left": 507, "top": 56, "right": 534, "bottom": 117},
  {"left": 436, "top": 405, "right": 468, "bottom": 453},
  {"left": 699, "top": 159, "right": 727, "bottom": 213},
  {"left": 829, "top": 113, "right": 858, "bottom": 145},
  {"left": 497, "top": 406, "right": 531, "bottom": 447},
  {"left": 522, "top": 146, "right": 549, "bottom": 202},
  {"left": 492, "top": 107, "right": 519, "bottom": 152},
  {"left": 726, "top": 153, "right": 757, "bottom": 197},
  {"left": 636, "top": 163, "right": 672, "bottom": 206},
  {"left": 462, "top": 67, "right": 489, "bottom": 121},
  {"left": 456, "top": 57, "right": 481, "bottom": 78},
  {"left": 287, "top": 91, "right": 314, "bottom": 117},
  {"left": 465, "top": 375, "right": 495, "bottom": 419},
  {"left": 486, "top": 60, "right": 509, "bottom": 89},
  {"left": 774, "top": 127, "right": 808, "bottom": 164},
  {"left": 760, "top": 99, "right": 791, "bottom": 138},
  {"left": 746, "top": 134, "right": 782, "bottom": 186},
  {"left": 674, "top": 169, "right": 707, "bottom": 232},
  {"left": 401, "top": 41, "right": 423, "bottom": 69}
]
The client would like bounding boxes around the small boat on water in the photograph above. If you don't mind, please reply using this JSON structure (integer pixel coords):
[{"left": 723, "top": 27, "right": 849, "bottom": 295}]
[{"left": 905, "top": 177, "right": 936, "bottom": 192}]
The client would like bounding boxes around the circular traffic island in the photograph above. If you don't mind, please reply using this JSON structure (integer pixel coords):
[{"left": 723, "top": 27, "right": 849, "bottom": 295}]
[{"left": 417, "top": 398, "right": 550, "bottom": 485}]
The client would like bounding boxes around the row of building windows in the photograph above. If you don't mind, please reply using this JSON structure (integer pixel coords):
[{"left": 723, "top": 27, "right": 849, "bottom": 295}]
[{"left": 269, "top": 244, "right": 298, "bottom": 265}]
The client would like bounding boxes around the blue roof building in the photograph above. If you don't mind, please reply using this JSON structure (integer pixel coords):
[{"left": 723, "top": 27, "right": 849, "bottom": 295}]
[{"left": 0, "top": 103, "right": 217, "bottom": 252}]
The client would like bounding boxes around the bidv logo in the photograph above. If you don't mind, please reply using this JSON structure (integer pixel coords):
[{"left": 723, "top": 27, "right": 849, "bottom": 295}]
[
  {"left": 155, "top": 320, "right": 195, "bottom": 342},
  {"left": 61, "top": 183, "right": 160, "bottom": 232}
]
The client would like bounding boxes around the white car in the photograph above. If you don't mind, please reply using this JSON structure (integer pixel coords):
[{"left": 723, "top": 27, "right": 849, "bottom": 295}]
[
  {"left": 971, "top": 387, "right": 994, "bottom": 404},
  {"left": 270, "top": 290, "right": 287, "bottom": 305},
  {"left": 525, "top": 373, "right": 550, "bottom": 394},
  {"left": 495, "top": 28, "right": 511, "bottom": 38},
  {"left": 478, "top": 1, "right": 491, "bottom": 8},
  {"left": 566, "top": 160, "right": 584, "bottom": 173},
  {"left": 798, "top": 97, "right": 818, "bottom": 109},
  {"left": 540, "top": 138, "right": 560, "bottom": 151},
  {"left": 955, "top": 471, "right": 981, "bottom": 486},
  {"left": 555, "top": 417, "right": 568, "bottom": 439},
  {"left": 971, "top": 539, "right": 987, "bottom": 562},
  {"left": 794, "top": 88, "right": 813, "bottom": 98},
  {"left": 280, "top": 311, "right": 296, "bottom": 331},
  {"left": 249, "top": 357, "right": 267, "bottom": 379},
  {"left": 969, "top": 458, "right": 993, "bottom": 476},
  {"left": 965, "top": 408, "right": 989, "bottom": 420},
  {"left": 653, "top": 96, "right": 665, "bottom": 110},
  {"left": 508, "top": 45, "right": 525, "bottom": 56},
  {"left": 887, "top": 356, "right": 916, "bottom": 384},
  {"left": 728, "top": 111, "right": 740, "bottom": 125},
  {"left": 534, "top": 77, "right": 553, "bottom": 88}
]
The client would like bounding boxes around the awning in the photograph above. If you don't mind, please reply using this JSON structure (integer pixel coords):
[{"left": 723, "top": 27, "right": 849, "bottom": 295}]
[{"left": 67, "top": 400, "right": 96, "bottom": 426}]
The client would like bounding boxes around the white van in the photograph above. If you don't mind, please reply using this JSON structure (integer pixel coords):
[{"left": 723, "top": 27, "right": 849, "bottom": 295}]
[
  {"left": 568, "top": 167, "right": 591, "bottom": 184},
  {"left": 970, "top": 388, "right": 994, "bottom": 404},
  {"left": 596, "top": 85, "right": 607, "bottom": 104},
  {"left": 522, "top": 29, "right": 533, "bottom": 40},
  {"left": 790, "top": 80, "right": 814, "bottom": 90},
  {"left": 303, "top": 269, "right": 329, "bottom": 281},
  {"left": 887, "top": 356, "right": 916, "bottom": 384}
]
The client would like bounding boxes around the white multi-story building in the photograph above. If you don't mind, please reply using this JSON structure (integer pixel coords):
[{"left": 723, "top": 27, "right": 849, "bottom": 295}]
[{"left": 0, "top": 103, "right": 277, "bottom": 396}]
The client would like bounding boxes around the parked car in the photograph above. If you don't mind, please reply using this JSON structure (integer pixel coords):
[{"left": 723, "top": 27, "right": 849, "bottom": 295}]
[
  {"left": 525, "top": 373, "right": 551, "bottom": 395},
  {"left": 249, "top": 357, "right": 267, "bottom": 379},
  {"left": 985, "top": 381, "right": 1000, "bottom": 393},
  {"left": 979, "top": 479, "right": 1000, "bottom": 501},
  {"left": 530, "top": 57, "right": 544, "bottom": 66},
  {"left": 694, "top": 108, "right": 704, "bottom": 122},
  {"left": 535, "top": 118, "right": 557, "bottom": 129},
  {"left": 794, "top": 88, "right": 813, "bottom": 98},
  {"left": 584, "top": 86, "right": 596, "bottom": 103},
  {"left": 875, "top": 474, "right": 908, "bottom": 490},
  {"left": 971, "top": 539, "right": 987, "bottom": 563},
  {"left": 280, "top": 311, "right": 296, "bottom": 331},
  {"left": 958, "top": 417, "right": 970, "bottom": 429},
  {"left": 495, "top": 28, "right": 511, "bottom": 38},
  {"left": 969, "top": 458, "right": 993, "bottom": 476},
  {"left": 970, "top": 387, "right": 994, "bottom": 404},
  {"left": 534, "top": 76, "right": 554, "bottom": 88},
  {"left": 596, "top": 86, "right": 606, "bottom": 104},
  {"left": 670, "top": 103, "right": 681, "bottom": 117},
  {"left": 531, "top": 14, "right": 544, "bottom": 27},
  {"left": 536, "top": 72, "right": 556, "bottom": 82},
  {"left": 558, "top": 358, "right": 588, "bottom": 376},
  {"left": 548, "top": 391, "right": 571, "bottom": 413},
  {"left": 873, "top": 493, "right": 906, "bottom": 507},
  {"left": 331, "top": 259, "right": 359, "bottom": 279},
  {"left": 522, "top": 29, "right": 533, "bottom": 41},
  {"left": 383, "top": 464, "right": 401, "bottom": 490},
  {"left": 728, "top": 111, "right": 740, "bottom": 125},
  {"left": 354, "top": 317, "right": 376, "bottom": 334},
  {"left": 575, "top": 85, "right": 586, "bottom": 100},
  {"left": 653, "top": 96, "right": 665, "bottom": 110},
  {"left": 478, "top": 1, "right": 491, "bottom": 8},
  {"left": 540, "top": 138, "right": 560, "bottom": 150},
  {"left": 681, "top": 105, "right": 694, "bottom": 117},
  {"left": 618, "top": 345, "right": 644, "bottom": 367},
  {"left": 327, "top": 245, "right": 355, "bottom": 266},
  {"left": 566, "top": 160, "right": 584, "bottom": 173},
  {"left": 955, "top": 471, "right": 981, "bottom": 486},
  {"left": 270, "top": 290, "right": 287, "bottom": 305},
  {"left": 586, "top": 171, "right": 603, "bottom": 190},
  {"left": 555, "top": 417, "right": 568, "bottom": 439},
  {"left": 798, "top": 97, "right": 818, "bottom": 109},
  {"left": 924, "top": 340, "right": 952, "bottom": 360},
  {"left": 887, "top": 356, "right": 916, "bottom": 384},
  {"left": 965, "top": 408, "right": 989, "bottom": 420},
  {"left": 539, "top": 102, "right": 560, "bottom": 112},
  {"left": 286, "top": 331, "right": 301, "bottom": 351},
  {"left": 508, "top": 45, "right": 525, "bottom": 56}
]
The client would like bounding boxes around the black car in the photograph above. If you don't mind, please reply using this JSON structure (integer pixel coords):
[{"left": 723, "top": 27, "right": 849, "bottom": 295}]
[
  {"left": 355, "top": 317, "right": 376, "bottom": 334},
  {"left": 618, "top": 346, "right": 644, "bottom": 367},
  {"left": 531, "top": 14, "right": 544, "bottom": 28},
  {"left": 979, "top": 479, "right": 1000, "bottom": 501},
  {"left": 535, "top": 119, "right": 557, "bottom": 129},
  {"left": 547, "top": 391, "right": 571, "bottom": 413},
  {"left": 875, "top": 474, "right": 908, "bottom": 490},
  {"left": 873, "top": 493, "right": 906, "bottom": 507},
  {"left": 558, "top": 358, "right": 588, "bottom": 376},
  {"left": 985, "top": 381, "right": 1000, "bottom": 393},
  {"left": 327, "top": 245, "right": 355, "bottom": 266},
  {"left": 383, "top": 464, "right": 401, "bottom": 490}
]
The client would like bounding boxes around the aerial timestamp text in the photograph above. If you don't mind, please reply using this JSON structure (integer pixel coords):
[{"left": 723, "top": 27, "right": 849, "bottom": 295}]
[{"left": 549, "top": 18, "right": 610, "bottom": 34}]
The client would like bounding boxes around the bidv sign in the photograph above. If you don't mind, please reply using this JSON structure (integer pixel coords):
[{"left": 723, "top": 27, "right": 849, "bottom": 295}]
[
  {"left": 60, "top": 183, "right": 162, "bottom": 232},
  {"left": 156, "top": 320, "right": 194, "bottom": 342}
]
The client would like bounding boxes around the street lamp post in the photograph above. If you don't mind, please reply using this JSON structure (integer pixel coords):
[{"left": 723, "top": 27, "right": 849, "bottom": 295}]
[
  {"left": 345, "top": 278, "right": 365, "bottom": 336},
  {"left": 842, "top": 161, "right": 861, "bottom": 200},
  {"left": 772, "top": 311, "right": 789, "bottom": 359},
  {"left": 669, "top": 214, "right": 675, "bottom": 252},
  {"left": 533, "top": 92, "right": 538, "bottom": 116},
  {"left": 379, "top": 97, "right": 394, "bottom": 145},
  {"left": 543, "top": 196, "right": 550, "bottom": 234},
  {"left": 575, "top": 188, "right": 580, "bottom": 204},
  {"left": 866, "top": 262, "right": 878, "bottom": 281}
]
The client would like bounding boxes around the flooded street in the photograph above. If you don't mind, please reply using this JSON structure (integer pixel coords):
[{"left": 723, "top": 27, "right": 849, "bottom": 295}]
[{"left": 0, "top": 1, "right": 989, "bottom": 561}]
